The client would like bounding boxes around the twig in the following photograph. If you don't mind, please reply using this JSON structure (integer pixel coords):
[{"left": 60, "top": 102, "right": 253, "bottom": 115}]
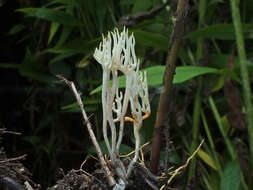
[
  {"left": 3, "top": 131, "right": 22, "bottom": 135},
  {"left": 56, "top": 75, "right": 116, "bottom": 187},
  {"left": 72, "top": 158, "right": 103, "bottom": 184},
  {"left": 0, "top": 128, "right": 22, "bottom": 135},
  {"left": 159, "top": 140, "right": 204, "bottom": 190},
  {"left": 24, "top": 181, "right": 34, "bottom": 190},
  {"left": 150, "top": 0, "right": 189, "bottom": 174},
  {"left": 120, "top": 141, "right": 150, "bottom": 158},
  {"left": 134, "top": 161, "right": 158, "bottom": 182},
  {"left": 0, "top": 154, "right": 27, "bottom": 163},
  {"left": 144, "top": 178, "right": 159, "bottom": 190},
  {"left": 16, "top": 170, "right": 40, "bottom": 190},
  {"left": 119, "top": 0, "right": 169, "bottom": 27},
  {"left": 132, "top": 160, "right": 158, "bottom": 190}
]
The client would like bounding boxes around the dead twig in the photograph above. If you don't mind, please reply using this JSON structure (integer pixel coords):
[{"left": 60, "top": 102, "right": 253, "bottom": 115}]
[
  {"left": 56, "top": 75, "right": 116, "bottom": 187},
  {"left": 119, "top": 0, "right": 169, "bottom": 27},
  {"left": 0, "top": 154, "right": 27, "bottom": 164},
  {"left": 159, "top": 140, "right": 204, "bottom": 190},
  {"left": 0, "top": 128, "right": 22, "bottom": 135}
]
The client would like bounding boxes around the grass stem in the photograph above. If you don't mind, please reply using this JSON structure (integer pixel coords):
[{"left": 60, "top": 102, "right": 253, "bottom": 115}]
[{"left": 230, "top": 0, "right": 253, "bottom": 175}]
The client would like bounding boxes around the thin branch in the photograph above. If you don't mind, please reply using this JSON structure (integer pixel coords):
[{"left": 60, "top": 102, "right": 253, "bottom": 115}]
[
  {"left": 150, "top": 0, "right": 189, "bottom": 174},
  {"left": 0, "top": 128, "right": 22, "bottom": 135},
  {"left": 119, "top": 0, "right": 169, "bottom": 27},
  {"left": 159, "top": 140, "right": 204, "bottom": 190},
  {"left": 56, "top": 75, "right": 116, "bottom": 187},
  {"left": 0, "top": 154, "right": 27, "bottom": 163}
]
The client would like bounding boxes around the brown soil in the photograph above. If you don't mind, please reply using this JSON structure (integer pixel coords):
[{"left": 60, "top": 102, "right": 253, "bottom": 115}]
[{"left": 47, "top": 162, "right": 158, "bottom": 190}]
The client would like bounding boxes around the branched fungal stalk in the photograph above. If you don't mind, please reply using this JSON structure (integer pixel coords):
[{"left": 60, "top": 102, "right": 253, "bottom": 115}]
[{"left": 94, "top": 28, "right": 151, "bottom": 188}]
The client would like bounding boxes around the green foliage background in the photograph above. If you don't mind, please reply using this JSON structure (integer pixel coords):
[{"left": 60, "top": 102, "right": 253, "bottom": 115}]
[{"left": 1, "top": 0, "right": 253, "bottom": 189}]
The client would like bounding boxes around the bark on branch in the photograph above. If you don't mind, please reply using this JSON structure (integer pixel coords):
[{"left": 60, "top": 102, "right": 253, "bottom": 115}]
[{"left": 150, "top": 0, "right": 189, "bottom": 174}]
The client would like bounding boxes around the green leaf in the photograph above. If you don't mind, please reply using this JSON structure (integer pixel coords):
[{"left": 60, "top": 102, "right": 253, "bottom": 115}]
[
  {"left": 220, "top": 115, "right": 231, "bottom": 136},
  {"left": 18, "top": 7, "right": 81, "bottom": 26},
  {"left": 44, "top": 38, "right": 99, "bottom": 54},
  {"left": 47, "top": 0, "right": 87, "bottom": 6},
  {"left": 211, "top": 75, "right": 225, "bottom": 92},
  {"left": 76, "top": 55, "right": 92, "bottom": 68},
  {"left": 216, "top": 69, "right": 240, "bottom": 82},
  {"left": 90, "top": 66, "right": 218, "bottom": 94},
  {"left": 61, "top": 98, "right": 101, "bottom": 112},
  {"left": 90, "top": 66, "right": 164, "bottom": 95},
  {"left": 55, "top": 26, "right": 73, "bottom": 46},
  {"left": 186, "top": 24, "right": 253, "bottom": 40},
  {"left": 60, "top": 104, "right": 98, "bottom": 113},
  {"left": 210, "top": 53, "right": 253, "bottom": 75},
  {"left": 145, "top": 66, "right": 165, "bottom": 86},
  {"left": 18, "top": 50, "right": 56, "bottom": 83},
  {"left": 120, "top": 0, "right": 134, "bottom": 6},
  {"left": 132, "top": 0, "right": 152, "bottom": 14},
  {"left": 173, "top": 66, "right": 218, "bottom": 83},
  {"left": 17, "top": 7, "right": 37, "bottom": 14},
  {"left": 198, "top": 148, "right": 218, "bottom": 170},
  {"left": 49, "top": 52, "right": 78, "bottom": 64},
  {"left": 131, "top": 30, "right": 169, "bottom": 51},
  {"left": 210, "top": 54, "right": 236, "bottom": 69},
  {"left": 0, "top": 63, "right": 20, "bottom": 69},
  {"left": 220, "top": 160, "right": 241, "bottom": 190},
  {"left": 19, "top": 68, "right": 56, "bottom": 83},
  {"left": 8, "top": 24, "right": 25, "bottom": 35},
  {"left": 48, "top": 22, "right": 60, "bottom": 44}
]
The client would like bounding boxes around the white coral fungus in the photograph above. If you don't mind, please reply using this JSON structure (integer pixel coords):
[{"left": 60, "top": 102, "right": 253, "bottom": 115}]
[{"left": 94, "top": 28, "right": 151, "bottom": 189}]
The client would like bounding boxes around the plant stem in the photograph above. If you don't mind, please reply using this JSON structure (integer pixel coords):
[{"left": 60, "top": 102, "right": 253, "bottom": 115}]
[
  {"left": 209, "top": 96, "right": 236, "bottom": 159},
  {"left": 188, "top": 0, "right": 206, "bottom": 180},
  {"left": 200, "top": 110, "right": 222, "bottom": 175},
  {"left": 209, "top": 96, "right": 248, "bottom": 190},
  {"left": 56, "top": 75, "right": 116, "bottom": 187},
  {"left": 150, "top": 0, "right": 188, "bottom": 174},
  {"left": 187, "top": 79, "right": 201, "bottom": 181},
  {"left": 230, "top": 0, "right": 253, "bottom": 181}
]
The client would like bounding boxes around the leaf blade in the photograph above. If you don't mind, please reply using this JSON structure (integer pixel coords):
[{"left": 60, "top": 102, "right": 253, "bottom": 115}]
[{"left": 90, "top": 66, "right": 218, "bottom": 94}]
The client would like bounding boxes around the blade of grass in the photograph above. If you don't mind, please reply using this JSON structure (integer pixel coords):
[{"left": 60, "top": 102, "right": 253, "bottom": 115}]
[
  {"left": 208, "top": 96, "right": 236, "bottom": 159},
  {"left": 208, "top": 96, "right": 248, "bottom": 190},
  {"left": 201, "top": 109, "right": 222, "bottom": 175},
  {"left": 198, "top": 144, "right": 218, "bottom": 171},
  {"left": 187, "top": 79, "right": 202, "bottom": 181},
  {"left": 230, "top": 0, "right": 253, "bottom": 183},
  {"left": 188, "top": 0, "right": 206, "bottom": 182},
  {"left": 201, "top": 167, "right": 220, "bottom": 190}
]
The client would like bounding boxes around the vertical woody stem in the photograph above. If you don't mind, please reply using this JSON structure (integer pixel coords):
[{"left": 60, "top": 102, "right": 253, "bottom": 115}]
[{"left": 150, "top": 0, "right": 188, "bottom": 174}]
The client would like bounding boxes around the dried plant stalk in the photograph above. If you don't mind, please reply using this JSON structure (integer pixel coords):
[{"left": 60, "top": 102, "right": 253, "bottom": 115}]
[{"left": 56, "top": 75, "right": 116, "bottom": 187}]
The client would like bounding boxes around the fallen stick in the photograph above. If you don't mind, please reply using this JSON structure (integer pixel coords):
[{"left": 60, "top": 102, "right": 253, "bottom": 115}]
[{"left": 56, "top": 75, "right": 116, "bottom": 187}]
